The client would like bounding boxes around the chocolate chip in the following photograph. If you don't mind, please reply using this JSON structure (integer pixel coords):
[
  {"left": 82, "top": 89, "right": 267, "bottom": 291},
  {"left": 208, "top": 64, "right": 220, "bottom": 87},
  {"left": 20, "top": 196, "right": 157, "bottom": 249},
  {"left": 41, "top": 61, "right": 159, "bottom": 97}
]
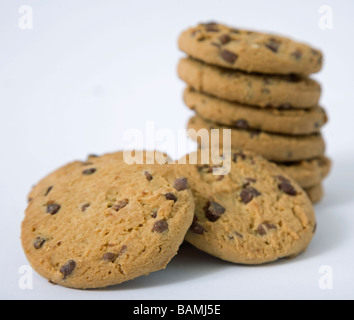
[
  {"left": 234, "top": 231, "right": 243, "bottom": 239},
  {"left": 291, "top": 49, "right": 302, "bottom": 60},
  {"left": 81, "top": 203, "right": 90, "bottom": 212},
  {"left": 144, "top": 171, "right": 153, "bottom": 181},
  {"left": 219, "top": 34, "right": 231, "bottom": 45},
  {"left": 232, "top": 152, "right": 246, "bottom": 163},
  {"left": 248, "top": 187, "right": 261, "bottom": 197},
  {"left": 165, "top": 193, "right": 177, "bottom": 203},
  {"left": 278, "top": 182, "right": 297, "bottom": 196},
  {"left": 265, "top": 38, "right": 281, "bottom": 53},
  {"left": 240, "top": 187, "right": 261, "bottom": 204},
  {"left": 152, "top": 220, "right": 169, "bottom": 233},
  {"left": 258, "top": 222, "right": 277, "bottom": 236},
  {"left": 45, "top": 186, "right": 53, "bottom": 197},
  {"left": 174, "top": 178, "right": 188, "bottom": 191},
  {"left": 190, "top": 217, "right": 205, "bottom": 234},
  {"left": 46, "top": 203, "right": 61, "bottom": 215},
  {"left": 120, "top": 245, "right": 128, "bottom": 255},
  {"left": 211, "top": 42, "right": 221, "bottom": 48},
  {"left": 204, "top": 23, "right": 220, "bottom": 32},
  {"left": 82, "top": 168, "right": 97, "bottom": 175},
  {"left": 233, "top": 119, "right": 250, "bottom": 130},
  {"left": 33, "top": 237, "right": 46, "bottom": 249},
  {"left": 103, "top": 252, "right": 117, "bottom": 262},
  {"left": 60, "top": 260, "right": 76, "bottom": 278},
  {"left": 113, "top": 199, "right": 129, "bottom": 212},
  {"left": 243, "top": 178, "right": 256, "bottom": 188},
  {"left": 197, "top": 164, "right": 210, "bottom": 171},
  {"left": 205, "top": 201, "right": 226, "bottom": 222},
  {"left": 257, "top": 224, "right": 267, "bottom": 236},
  {"left": 220, "top": 49, "right": 238, "bottom": 64},
  {"left": 264, "top": 222, "right": 277, "bottom": 229},
  {"left": 152, "top": 210, "right": 158, "bottom": 218},
  {"left": 277, "top": 175, "right": 290, "bottom": 183}
]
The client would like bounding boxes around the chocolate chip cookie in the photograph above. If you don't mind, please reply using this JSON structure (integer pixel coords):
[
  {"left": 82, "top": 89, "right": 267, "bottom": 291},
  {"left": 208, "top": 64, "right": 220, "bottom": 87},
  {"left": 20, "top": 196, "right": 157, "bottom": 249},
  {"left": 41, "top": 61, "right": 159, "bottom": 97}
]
[
  {"left": 22, "top": 151, "right": 195, "bottom": 289},
  {"left": 184, "top": 87, "right": 327, "bottom": 135},
  {"left": 187, "top": 116, "right": 326, "bottom": 162},
  {"left": 178, "top": 150, "right": 316, "bottom": 264},
  {"left": 179, "top": 59, "right": 321, "bottom": 108},
  {"left": 178, "top": 22, "right": 323, "bottom": 75}
]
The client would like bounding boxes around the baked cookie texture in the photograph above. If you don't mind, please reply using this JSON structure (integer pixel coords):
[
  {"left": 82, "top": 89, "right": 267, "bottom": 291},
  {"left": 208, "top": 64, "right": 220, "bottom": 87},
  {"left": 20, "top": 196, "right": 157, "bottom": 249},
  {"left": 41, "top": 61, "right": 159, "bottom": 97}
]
[
  {"left": 305, "top": 184, "right": 324, "bottom": 204},
  {"left": 179, "top": 58, "right": 321, "bottom": 108},
  {"left": 278, "top": 157, "right": 331, "bottom": 189},
  {"left": 22, "top": 151, "right": 195, "bottom": 289},
  {"left": 184, "top": 87, "right": 327, "bottom": 135},
  {"left": 187, "top": 115, "right": 326, "bottom": 163},
  {"left": 178, "top": 150, "right": 316, "bottom": 265},
  {"left": 178, "top": 23, "right": 323, "bottom": 75}
]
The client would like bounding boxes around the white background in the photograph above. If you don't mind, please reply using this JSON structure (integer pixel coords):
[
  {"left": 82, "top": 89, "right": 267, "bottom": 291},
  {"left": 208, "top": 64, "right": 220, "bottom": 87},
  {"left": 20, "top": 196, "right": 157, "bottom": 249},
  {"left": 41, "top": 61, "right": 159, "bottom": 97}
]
[{"left": 0, "top": 0, "right": 353, "bottom": 300}]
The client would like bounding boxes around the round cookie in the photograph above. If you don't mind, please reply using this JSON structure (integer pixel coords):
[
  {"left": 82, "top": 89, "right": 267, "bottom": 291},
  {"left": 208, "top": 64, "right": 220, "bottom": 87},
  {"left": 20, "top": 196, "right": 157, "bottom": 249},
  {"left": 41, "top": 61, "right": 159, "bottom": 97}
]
[
  {"left": 187, "top": 115, "right": 326, "bottom": 162},
  {"left": 22, "top": 152, "right": 195, "bottom": 289},
  {"left": 278, "top": 156, "right": 331, "bottom": 189},
  {"left": 184, "top": 87, "right": 327, "bottom": 135},
  {"left": 177, "top": 150, "right": 316, "bottom": 264},
  {"left": 178, "top": 22, "right": 323, "bottom": 75},
  {"left": 179, "top": 59, "right": 321, "bottom": 108},
  {"left": 305, "top": 184, "right": 324, "bottom": 204}
]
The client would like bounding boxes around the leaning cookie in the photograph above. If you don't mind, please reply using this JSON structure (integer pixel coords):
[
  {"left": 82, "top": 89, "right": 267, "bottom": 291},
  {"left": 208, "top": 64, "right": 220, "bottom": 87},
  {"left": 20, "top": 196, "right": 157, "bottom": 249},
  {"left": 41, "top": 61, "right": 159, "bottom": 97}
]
[
  {"left": 177, "top": 150, "right": 316, "bottom": 265},
  {"left": 178, "top": 22, "right": 323, "bottom": 75},
  {"left": 22, "top": 151, "right": 195, "bottom": 289},
  {"left": 179, "top": 59, "right": 321, "bottom": 109},
  {"left": 184, "top": 87, "right": 327, "bottom": 135},
  {"left": 187, "top": 116, "right": 326, "bottom": 162}
]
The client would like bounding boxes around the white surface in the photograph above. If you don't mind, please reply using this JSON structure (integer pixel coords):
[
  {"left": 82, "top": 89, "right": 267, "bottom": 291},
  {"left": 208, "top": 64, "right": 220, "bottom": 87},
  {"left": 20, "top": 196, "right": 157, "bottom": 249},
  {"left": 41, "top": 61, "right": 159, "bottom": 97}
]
[{"left": 1, "top": 0, "right": 353, "bottom": 300}]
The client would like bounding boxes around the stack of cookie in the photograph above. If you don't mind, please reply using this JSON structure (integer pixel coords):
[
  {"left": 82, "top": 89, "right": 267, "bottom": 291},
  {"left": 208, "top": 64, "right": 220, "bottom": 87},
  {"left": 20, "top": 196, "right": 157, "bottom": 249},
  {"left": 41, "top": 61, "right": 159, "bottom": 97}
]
[{"left": 178, "top": 22, "right": 331, "bottom": 203}]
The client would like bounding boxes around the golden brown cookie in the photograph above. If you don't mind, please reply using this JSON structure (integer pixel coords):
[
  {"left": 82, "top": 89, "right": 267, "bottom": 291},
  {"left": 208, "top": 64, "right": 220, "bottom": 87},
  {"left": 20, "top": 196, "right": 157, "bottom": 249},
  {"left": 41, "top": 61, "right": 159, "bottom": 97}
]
[
  {"left": 177, "top": 150, "right": 316, "bottom": 264},
  {"left": 178, "top": 22, "right": 323, "bottom": 75},
  {"left": 187, "top": 115, "right": 326, "bottom": 162},
  {"left": 22, "top": 151, "right": 195, "bottom": 289},
  {"left": 184, "top": 87, "right": 327, "bottom": 135},
  {"left": 179, "top": 59, "right": 322, "bottom": 108}
]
